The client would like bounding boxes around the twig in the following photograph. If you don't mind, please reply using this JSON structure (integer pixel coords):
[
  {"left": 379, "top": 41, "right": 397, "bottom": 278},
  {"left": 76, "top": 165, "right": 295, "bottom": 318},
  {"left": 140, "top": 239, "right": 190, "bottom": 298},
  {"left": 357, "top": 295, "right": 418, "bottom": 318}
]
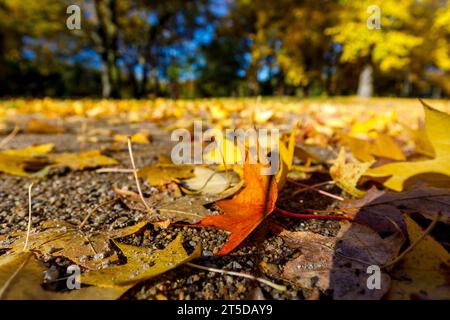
[
  {"left": 186, "top": 262, "right": 287, "bottom": 291},
  {"left": 383, "top": 212, "right": 442, "bottom": 268},
  {"left": 127, "top": 137, "right": 152, "bottom": 211},
  {"left": 275, "top": 207, "right": 352, "bottom": 221},
  {"left": 292, "top": 180, "right": 334, "bottom": 195},
  {"left": 288, "top": 179, "right": 344, "bottom": 201},
  {"left": 24, "top": 182, "right": 34, "bottom": 251},
  {"left": 0, "top": 125, "right": 19, "bottom": 149}
]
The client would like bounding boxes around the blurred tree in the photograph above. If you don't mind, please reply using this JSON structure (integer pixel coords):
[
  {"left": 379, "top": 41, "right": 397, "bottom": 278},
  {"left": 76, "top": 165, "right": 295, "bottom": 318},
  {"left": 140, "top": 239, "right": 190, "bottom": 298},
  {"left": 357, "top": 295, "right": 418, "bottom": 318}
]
[
  {"left": 78, "top": 0, "right": 121, "bottom": 98},
  {"left": 117, "top": 0, "right": 213, "bottom": 98},
  {"left": 0, "top": 0, "right": 67, "bottom": 95},
  {"left": 327, "top": 0, "right": 423, "bottom": 97},
  {"left": 225, "top": 0, "right": 337, "bottom": 96},
  {"left": 197, "top": 33, "right": 248, "bottom": 97}
]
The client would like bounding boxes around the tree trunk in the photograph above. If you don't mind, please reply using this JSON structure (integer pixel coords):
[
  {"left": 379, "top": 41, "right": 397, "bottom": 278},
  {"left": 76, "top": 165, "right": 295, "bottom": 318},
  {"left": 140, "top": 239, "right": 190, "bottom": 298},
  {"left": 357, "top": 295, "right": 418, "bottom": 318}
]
[
  {"left": 0, "top": 32, "right": 5, "bottom": 93},
  {"left": 100, "top": 67, "right": 111, "bottom": 98},
  {"left": 93, "top": 0, "right": 120, "bottom": 98},
  {"left": 139, "top": 63, "right": 149, "bottom": 98},
  {"left": 357, "top": 63, "right": 374, "bottom": 97},
  {"left": 401, "top": 73, "right": 412, "bottom": 97}
]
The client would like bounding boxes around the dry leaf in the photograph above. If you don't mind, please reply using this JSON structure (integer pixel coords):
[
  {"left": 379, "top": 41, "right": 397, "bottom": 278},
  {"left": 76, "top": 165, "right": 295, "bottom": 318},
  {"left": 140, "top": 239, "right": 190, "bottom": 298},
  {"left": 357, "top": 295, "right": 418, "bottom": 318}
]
[
  {"left": 386, "top": 215, "right": 450, "bottom": 299},
  {"left": 342, "top": 133, "right": 405, "bottom": 162},
  {"left": 340, "top": 187, "right": 406, "bottom": 234},
  {"left": 275, "top": 129, "right": 296, "bottom": 189},
  {"left": 25, "top": 119, "right": 65, "bottom": 134},
  {"left": 342, "top": 186, "right": 450, "bottom": 227},
  {"left": 0, "top": 220, "right": 117, "bottom": 270},
  {"left": 181, "top": 166, "right": 240, "bottom": 194},
  {"left": 203, "top": 136, "right": 243, "bottom": 165},
  {"left": 82, "top": 234, "right": 201, "bottom": 288},
  {"left": 276, "top": 222, "right": 402, "bottom": 299},
  {"left": 48, "top": 150, "right": 118, "bottom": 170},
  {"left": 114, "top": 184, "right": 243, "bottom": 224},
  {"left": 138, "top": 163, "right": 195, "bottom": 185},
  {"left": 365, "top": 102, "right": 450, "bottom": 191},
  {"left": 330, "top": 148, "right": 373, "bottom": 197},
  {"left": 0, "top": 251, "right": 128, "bottom": 300},
  {"left": 0, "top": 144, "right": 54, "bottom": 176}
]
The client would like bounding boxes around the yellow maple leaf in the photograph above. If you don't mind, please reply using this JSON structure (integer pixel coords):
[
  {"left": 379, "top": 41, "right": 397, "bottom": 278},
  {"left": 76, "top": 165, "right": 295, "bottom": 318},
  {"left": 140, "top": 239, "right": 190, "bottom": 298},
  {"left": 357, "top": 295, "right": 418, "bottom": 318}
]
[
  {"left": 49, "top": 150, "right": 118, "bottom": 170},
  {"left": 0, "top": 144, "right": 54, "bottom": 176},
  {"left": 386, "top": 215, "right": 450, "bottom": 299},
  {"left": 82, "top": 234, "right": 201, "bottom": 288},
  {"left": 365, "top": 101, "right": 450, "bottom": 191},
  {"left": 330, "top": 148, "right": 373, "bottom": 197}
]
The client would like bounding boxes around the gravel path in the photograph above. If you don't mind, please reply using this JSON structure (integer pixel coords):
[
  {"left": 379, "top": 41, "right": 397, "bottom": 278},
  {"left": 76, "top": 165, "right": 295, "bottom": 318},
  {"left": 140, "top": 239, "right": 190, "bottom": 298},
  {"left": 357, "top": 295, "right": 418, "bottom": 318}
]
[{"left": 0, "top": 115, "right": 342, "bottom": 300}]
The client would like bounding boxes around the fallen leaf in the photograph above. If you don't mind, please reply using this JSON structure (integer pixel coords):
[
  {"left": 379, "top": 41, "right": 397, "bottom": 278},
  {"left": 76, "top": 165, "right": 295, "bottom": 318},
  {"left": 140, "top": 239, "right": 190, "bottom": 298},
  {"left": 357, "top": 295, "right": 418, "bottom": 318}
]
[
  {"left": 294, "top": 144, "right": 337, "bottom": 164},
  {"left": 203, "top": 135, "right": 243, "bottom": 165},
  {"left": 349, "top": 112, "right": 395, "bottom": 137},
  {"left": 48, "top": 150, "right": 118, "bottom": 170},
  {"left": 340, "top": 187, "right": 406, "bottom": 235},
  {"left": 108, "top": 221, "right": 151, "bottom": 239},
  {"left": 0, "top": 220, "right": 117, "bottom": 269},
  {"left": 401, "top": 121, "right": 435, "bottom": 157},
  {"left": 114, "top": 132, "right": 150, "bottom": 144},
  {"left": 342, "top": 133, "right": 405, "bottom": 162},
  {"left": 82, "top": 234, "right": 201, "bottom": 288},
  {"left": 156, "top": 197, "right": 214, "bottom": 223},
  {"left": 275, "top": 222, "right": 402, "bottom": 299},
  {"left": 198, "top": 158, "right": 278, "bottom": 255},
  {"left": 276, "top": 129, "right": 296, "bottom": 189},
  {"left": 386, "top": 215, "right": 450, "bottom": 299},
  {"left": 114, "top": 184, "right": 243, "bottom": 224},
  {"left": 0, "top": 144, "right": 54, "bottom": 176},
  {"left": 0, "top": 144, "right": 54, "bottom": 157},
  {"left": 365, "top": 102, "right": 450, "bottom": 191},
  {"left": 25, "top": 119, "right": 65, "bottom": 134},
  {"left": 138, "top": 163, "right": 195, "bottom": 186},
  {"left": 0, "top": 252, "right": 128, "bottom": 300},
  {"left": 330, "top": 148, "right": 373, "bottom": 197},
  {"left": 181, "top": 166, "right": 240, "bottom": 194},
  {"left": 342, "top": 186, "right": 450, "bottom": 227}
]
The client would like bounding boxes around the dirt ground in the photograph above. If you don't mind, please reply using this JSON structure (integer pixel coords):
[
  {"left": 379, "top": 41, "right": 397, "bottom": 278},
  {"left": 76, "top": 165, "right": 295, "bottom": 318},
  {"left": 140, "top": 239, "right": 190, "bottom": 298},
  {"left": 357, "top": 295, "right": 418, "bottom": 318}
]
[{"left": 0, "top": 114, "right": 351, "bottom": 300}]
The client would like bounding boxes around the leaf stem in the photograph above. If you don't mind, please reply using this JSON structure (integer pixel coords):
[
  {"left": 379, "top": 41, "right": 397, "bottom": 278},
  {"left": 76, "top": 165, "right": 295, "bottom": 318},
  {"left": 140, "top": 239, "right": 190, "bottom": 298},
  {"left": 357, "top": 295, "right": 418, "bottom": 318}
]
[
  {"left": 288, "top": 179, "right": 344, "bottom": 201},
  {"left": 383, "top": 212, "right": 442, "bottom": 268},
  {"left": 186, "top": 262, "right": 287, "bottom": 291},
  {"left": 24, "top": 182, "right": 34, "bottom": 251},
  {"left": 127, "top": 137, "right": 152, "bottom": 212},
  {"left": 275, "top": 207, "right": 352, "bottom": 221},
  {"left": 0, "top": 125, "right": 19, "bottom": 149}
]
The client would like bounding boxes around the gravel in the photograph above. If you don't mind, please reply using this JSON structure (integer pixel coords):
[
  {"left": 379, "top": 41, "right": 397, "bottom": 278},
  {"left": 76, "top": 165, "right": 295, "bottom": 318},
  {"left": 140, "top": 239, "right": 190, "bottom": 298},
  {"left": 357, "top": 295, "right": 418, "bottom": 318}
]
[{"left": 0, "top": 115, "right": 343, "bottom": 300}]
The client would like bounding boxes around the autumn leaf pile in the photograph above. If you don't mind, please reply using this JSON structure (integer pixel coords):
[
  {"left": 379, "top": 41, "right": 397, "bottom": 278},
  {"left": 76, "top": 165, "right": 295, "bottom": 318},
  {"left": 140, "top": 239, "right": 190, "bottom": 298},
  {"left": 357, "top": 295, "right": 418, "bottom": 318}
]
[{"left": 0, "top": 98, "right": 449, "bottom": 300}]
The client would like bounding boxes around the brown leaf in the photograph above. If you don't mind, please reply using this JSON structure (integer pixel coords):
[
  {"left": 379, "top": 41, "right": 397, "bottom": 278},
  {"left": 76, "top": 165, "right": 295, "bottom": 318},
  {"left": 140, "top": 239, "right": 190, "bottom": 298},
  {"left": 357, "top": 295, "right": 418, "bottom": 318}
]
[
  {"left": 341, "top": 186, "right": 450, "bottom": 228},
  {"left": 114, "top": 180, "right": 243, "bottom": 224},
  {"left": 275, "top": 222, "right": 403, "bottom": 299},
  {"left": 25, "top": 119, "right": 65, "bottom": 134}
]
